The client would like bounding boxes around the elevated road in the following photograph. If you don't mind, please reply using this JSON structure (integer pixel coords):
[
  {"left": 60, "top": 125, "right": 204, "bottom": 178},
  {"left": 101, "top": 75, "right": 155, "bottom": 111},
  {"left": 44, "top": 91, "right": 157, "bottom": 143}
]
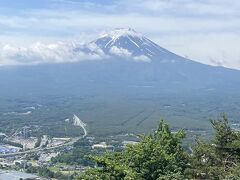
[
  {"left": 0, "top": 114, "right": 87, "bottom": 158},
  {"left": 0, "top": 137, "right": 80, "bottom": 158}
]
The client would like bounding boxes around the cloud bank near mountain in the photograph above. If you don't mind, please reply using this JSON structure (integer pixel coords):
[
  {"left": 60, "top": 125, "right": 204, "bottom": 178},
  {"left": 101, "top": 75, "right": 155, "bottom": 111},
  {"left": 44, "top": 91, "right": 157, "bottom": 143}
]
[
  {"left": 0, "top": 42, "right": 104, "bottom": 66},
  {"left": 0, "top": 29, "right": 153, "bottom": 66}
]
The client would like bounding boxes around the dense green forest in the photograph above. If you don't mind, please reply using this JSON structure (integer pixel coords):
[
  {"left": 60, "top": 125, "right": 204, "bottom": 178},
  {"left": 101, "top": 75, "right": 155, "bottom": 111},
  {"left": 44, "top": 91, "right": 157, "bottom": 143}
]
[
  {"left": 1, "top": 94, "right": 240, "bottom": 137},
  {"left": 78, "top": 115, "right": 240, "bottom": 179}
]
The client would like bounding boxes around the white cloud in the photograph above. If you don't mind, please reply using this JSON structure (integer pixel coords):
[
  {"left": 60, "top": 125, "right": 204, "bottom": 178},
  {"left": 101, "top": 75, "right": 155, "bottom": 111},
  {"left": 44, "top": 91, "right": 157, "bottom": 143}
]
[
  {"left": 156, "top": 32, "right": 240, "bottom": 69},
  {"left": 133, "top": 55, "right": 151, "bottom": 63},
  {"left": 0, "top": 42, "right": 104, "bottom": 66},
  {"left": 109, "top": 46, "right": 132, "bottom": 58},
  {"left": 0, "top": 41, "right": 153, "bottom": 66},
  {"left": 86, "top": 42, "right": 105, "bottom": 56}
]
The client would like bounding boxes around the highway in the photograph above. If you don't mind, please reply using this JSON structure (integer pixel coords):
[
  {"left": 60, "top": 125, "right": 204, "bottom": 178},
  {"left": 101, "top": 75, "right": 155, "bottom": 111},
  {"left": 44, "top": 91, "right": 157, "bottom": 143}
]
[{"left": 0, "top": 115, "right": 88, "bottom": 158}]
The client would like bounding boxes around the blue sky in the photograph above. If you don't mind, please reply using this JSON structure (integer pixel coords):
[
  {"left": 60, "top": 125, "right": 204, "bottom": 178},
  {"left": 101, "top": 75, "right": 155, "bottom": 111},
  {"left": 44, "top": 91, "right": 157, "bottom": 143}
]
[{"left": 0, "top": 0, "right": 240, "bottom": 68}]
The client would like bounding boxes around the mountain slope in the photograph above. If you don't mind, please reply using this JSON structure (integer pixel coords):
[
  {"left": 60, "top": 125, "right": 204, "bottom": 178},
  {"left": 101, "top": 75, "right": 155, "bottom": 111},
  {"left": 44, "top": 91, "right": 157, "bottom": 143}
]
[
  {"left": 93, "top": 28, "right": 174, "bottom": 60},
  {"left": 1, "top": 28, "right": 240, "bottom": 95},
  {"left": 78, "top": 28, "right": 185, "bottom": 63}
]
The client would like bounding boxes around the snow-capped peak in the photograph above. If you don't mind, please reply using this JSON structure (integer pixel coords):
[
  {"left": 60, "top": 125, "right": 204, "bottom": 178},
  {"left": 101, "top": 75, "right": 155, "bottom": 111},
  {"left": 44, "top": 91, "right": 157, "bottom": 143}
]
[
  {"left": 99, "top": 28, "right": 143, "bottom": 39},
  {"left": 90, "top": 28, "right": 173, "bottom": 61},
  {"left": 76, "top": 28, "right": 180, "bottom": 63}
]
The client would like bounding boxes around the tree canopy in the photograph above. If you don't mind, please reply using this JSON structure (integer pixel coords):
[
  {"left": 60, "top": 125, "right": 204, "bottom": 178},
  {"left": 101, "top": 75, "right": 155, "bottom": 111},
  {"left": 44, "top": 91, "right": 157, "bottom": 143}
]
[
  {"left": 186, "top": 115, "right": 240, "bottom": 179},
  {"left": 78, "top": 120, "right": 188, "bottom": 180},
  {"left": 78, "top": 115, "right": 240, "bottom": 180}
]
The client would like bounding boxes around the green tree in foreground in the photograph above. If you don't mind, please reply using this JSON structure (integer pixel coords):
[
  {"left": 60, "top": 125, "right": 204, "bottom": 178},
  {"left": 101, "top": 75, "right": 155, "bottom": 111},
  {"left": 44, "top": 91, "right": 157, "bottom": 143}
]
[
  {"left": 78, "top": 120, "right": 188, "bottom": 180},
  {"left": 78, "top": 115, "right": 240, "bottom": 180},
  {"left": 186, "top": 114, "right": 240, "bottom": 179}
]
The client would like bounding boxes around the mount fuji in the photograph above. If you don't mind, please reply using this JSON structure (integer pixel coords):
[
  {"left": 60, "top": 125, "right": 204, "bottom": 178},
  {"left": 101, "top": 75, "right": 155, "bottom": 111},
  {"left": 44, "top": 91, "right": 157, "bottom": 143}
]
[
  {"left": 69, "top": 28, "right": 240, "bottom": 91},
  {"left": 1, "top": 28, "right": 240, "bottom": 95},
  {"left": 78, "top": 28, "right": 187, "bottom": 63},
  {"left": 1, "top": 28, "right": 240, "bottom": 135}
]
